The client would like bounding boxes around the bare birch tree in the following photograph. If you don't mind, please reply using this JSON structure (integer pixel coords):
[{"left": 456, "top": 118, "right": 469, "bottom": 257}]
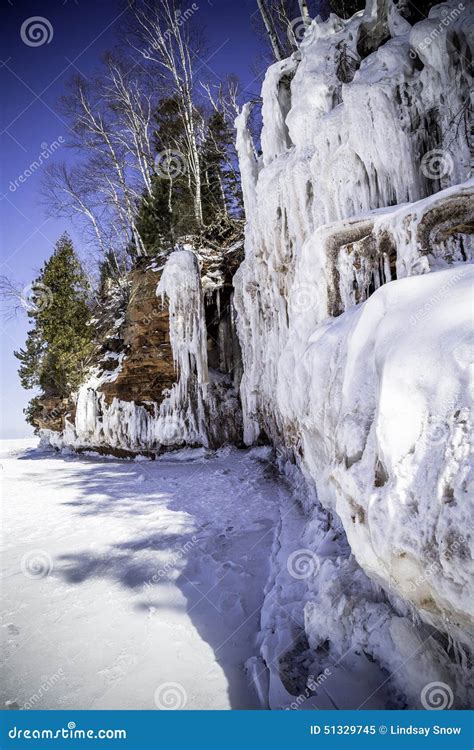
[
  {"left": 257, "top": 0, "right": 285, "bottom": 61},
  {"left": 67, "top": 76, "right": 146, "bottom": 253},
  {"left": 45, "top": 64, "right": 159, "bottom": 258},
  {"left": 102, "top": 57, "right": 155, "bottom": 199},
  {"left": 43, "top": 163, "right": 108, "bottom": 256},
  {"left": 257, "top": 0, "right": 312, "bottom": 59},
  {"left": 132, "top": 0, "right": 205, "bottom": 227}
]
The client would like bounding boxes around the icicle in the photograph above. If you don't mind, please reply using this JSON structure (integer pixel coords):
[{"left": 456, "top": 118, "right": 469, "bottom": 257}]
[{"left": 157, "top": 249, "right": 209, "bottom": 388}]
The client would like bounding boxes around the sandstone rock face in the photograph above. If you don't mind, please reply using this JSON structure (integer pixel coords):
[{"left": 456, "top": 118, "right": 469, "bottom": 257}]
[
  {"left": 33, "top": 396, "right": 76, "bottom": 432},
  {"left": 32, "top": 266, "right": 179, "bottom": 440},
  {"left": 36, "top": 239, "right": 245, "bottom": 454},
  {"left": 99, "top": 267, "right": 176, "bottom": 406}
]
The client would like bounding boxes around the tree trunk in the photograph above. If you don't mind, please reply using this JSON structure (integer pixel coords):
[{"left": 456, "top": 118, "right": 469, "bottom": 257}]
[
  {"left": 257, "top": 0, "right": 285, "bottom": 61},
  {"left": 298, "top": 0, "right": 311, "bottom": 24}
]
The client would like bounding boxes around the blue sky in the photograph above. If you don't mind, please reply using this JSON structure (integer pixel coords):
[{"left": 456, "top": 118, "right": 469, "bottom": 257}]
[{"left": 0, "top": 0, "right": 272, "bottom": 438}]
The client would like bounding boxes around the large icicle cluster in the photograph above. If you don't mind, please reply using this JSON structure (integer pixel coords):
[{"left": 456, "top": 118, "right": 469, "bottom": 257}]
[
  {"left": 42, "top": 247, "right": 241, "bottom": 454},
  {"left": 157, "top": 250, "right": 209, "bottom": 390},
  {"left": 235, "top": 0, "right": 473, "bottom": 707}
]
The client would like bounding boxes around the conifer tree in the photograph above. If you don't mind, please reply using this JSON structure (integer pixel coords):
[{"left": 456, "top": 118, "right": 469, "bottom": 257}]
[
  {"left": 134, "top": 175, "right": 175, "bottom": 257},
  {"left": 201, "top": 110, "right": 243, "bottom": 223},
  {"left": 15, "top": 234, "right": 94, "bottom": 424}
]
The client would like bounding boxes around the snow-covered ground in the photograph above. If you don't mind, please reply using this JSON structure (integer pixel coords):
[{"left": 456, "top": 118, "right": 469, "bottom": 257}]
[
  {"left": 2, "top": 436, "right": 471, "bottom": 711},
  {"left": 0, "top": 439, "right": 288, "bottom": 710}
]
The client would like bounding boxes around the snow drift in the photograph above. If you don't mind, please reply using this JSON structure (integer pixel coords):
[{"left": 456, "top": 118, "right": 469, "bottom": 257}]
[{"left": 291, "top": 266, "right": 473, "bottom": 638}]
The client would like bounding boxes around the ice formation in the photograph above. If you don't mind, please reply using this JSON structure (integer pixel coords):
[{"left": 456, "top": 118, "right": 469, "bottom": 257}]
[
  {"left": 42, "top": 248, "right": 241, "bottom": 454},
  {"left": 38, "top": 0, "right": 473, "bottom": 708},
  {"left": 233, "top": 0, "right": 473, "bottom": 707}
]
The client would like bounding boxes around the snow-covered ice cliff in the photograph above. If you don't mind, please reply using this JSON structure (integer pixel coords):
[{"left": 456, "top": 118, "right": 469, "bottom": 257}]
[{"left": 233, "top": 0, "right": 473, "bottom": 708}]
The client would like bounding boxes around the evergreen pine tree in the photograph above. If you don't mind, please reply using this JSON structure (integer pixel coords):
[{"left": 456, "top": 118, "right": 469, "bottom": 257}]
[
  {"left": 134, "top": 175, "right": 174, "bottom": 257},
  {"left": 130, "top": 96, "right": 199, "bottom": 259},
  {"left": 153, "top": 96, "right": 199, "bottom": 237},
  {"left": 98, "top": 249, "right": 124, "bottom": 300},
  {"left": 132, "top": 96, "right": 244, "bottom": 260},
  {"left": 201, "top": 111, "right": 243, "bottom": 224},
  {"left": 15, "top": 234, "right": 94, "bottom": 424}
]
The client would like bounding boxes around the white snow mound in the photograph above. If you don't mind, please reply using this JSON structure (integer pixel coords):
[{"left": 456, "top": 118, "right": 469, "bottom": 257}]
[{"left": 285, "top": 265, "right": 473, "bottom": 643}]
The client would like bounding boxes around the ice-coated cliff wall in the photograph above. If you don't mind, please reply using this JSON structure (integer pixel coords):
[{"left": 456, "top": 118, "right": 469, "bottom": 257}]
[
  {"left": 234, "top": 0, "right": 473, "bottom": 706},
  {"left": 41, "top": 246, "right": 242, "bottom": 455}
]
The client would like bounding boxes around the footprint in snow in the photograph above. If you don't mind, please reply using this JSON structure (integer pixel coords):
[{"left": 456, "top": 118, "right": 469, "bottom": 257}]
[
  {"left": 217, "top": 592, "right": 244, "bottom": 614},
  {"left": 222, "top": 561, "right": 244, "bottom": 573}
]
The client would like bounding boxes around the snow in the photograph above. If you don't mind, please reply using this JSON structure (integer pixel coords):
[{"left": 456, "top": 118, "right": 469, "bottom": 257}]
[
  {"left": 3, "top": 439, "right": 470, "bottom": 710},
  {"left": 1, "top": 439, "right": 281, "bottom": 710},
  {"left": 286, "top": 267, "right": 473, "bottom": 646},
  {"left": 24, "top": 0, "right": 474, "bottom": 711},
  {"left": 1, "top": 440, "right": 337, "bottom": 711}
]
